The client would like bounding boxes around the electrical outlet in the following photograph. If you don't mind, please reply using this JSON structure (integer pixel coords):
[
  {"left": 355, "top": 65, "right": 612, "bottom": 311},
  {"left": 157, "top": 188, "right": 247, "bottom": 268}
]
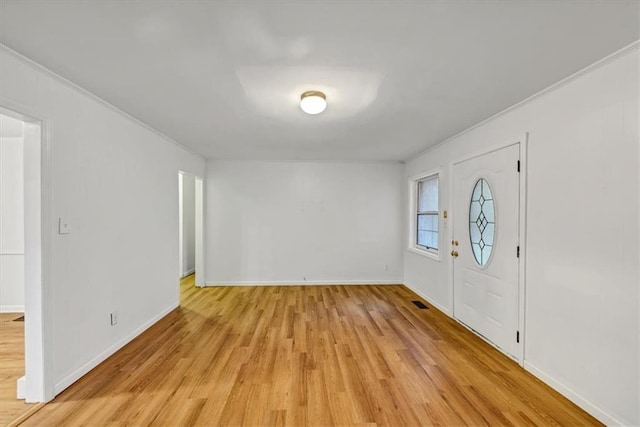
[{"left": 110, "top": 311, "right": 119, "bottom": 326}]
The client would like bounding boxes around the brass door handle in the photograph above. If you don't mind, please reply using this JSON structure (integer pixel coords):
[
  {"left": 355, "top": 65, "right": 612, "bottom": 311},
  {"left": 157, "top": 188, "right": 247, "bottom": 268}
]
[
  {"left": 451, "top": 250, "right": 459, "bottom": 257},
  {"left": 451, "top": 240, "right": 459, "bottom": 246}
]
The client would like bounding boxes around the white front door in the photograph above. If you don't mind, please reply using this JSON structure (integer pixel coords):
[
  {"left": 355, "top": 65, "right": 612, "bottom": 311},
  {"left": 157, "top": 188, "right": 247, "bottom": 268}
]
[{"left": 452, "top": 144, "right": 520, "bottom": 359}]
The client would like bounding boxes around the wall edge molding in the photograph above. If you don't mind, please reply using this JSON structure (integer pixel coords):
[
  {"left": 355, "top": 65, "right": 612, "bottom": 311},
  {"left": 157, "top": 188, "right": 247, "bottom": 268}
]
[
  {"left": 180, "top": 268, "right": 196, "bottom": 278},
  {"left": 207, "top": 158, "right": 405, "bottom": 165},
  {"left": 405, "top": 39, "right": 640, "bottom": 162},
  {"left": 205, "top": 279, "right": 404, "bottom": 286},
  {"left": 0, "top": 43, "right": 206, "bottom": 161},
  {"left": 53, "top": 302, "right": 178, "bottom": 395},
  {"left": 0, "top": 305, "right": 25, "bottom": 313},
  {"left": 401, "top": 283, "right": 451, "bottom": 315},
  {"left": 524, "top": 361, "right": 628, "bottom": 426}
]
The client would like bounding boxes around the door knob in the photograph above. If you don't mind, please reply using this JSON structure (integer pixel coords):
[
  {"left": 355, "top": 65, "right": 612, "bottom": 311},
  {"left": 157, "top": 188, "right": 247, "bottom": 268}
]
[{"left": 451, "top": 250, "right": 459, "bottom": 257}]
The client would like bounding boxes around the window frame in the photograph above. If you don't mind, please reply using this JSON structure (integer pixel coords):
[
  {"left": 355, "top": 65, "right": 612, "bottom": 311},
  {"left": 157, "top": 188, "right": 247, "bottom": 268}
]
[{"left": 408, "top": 169, "right": 441, "bottom": 261}]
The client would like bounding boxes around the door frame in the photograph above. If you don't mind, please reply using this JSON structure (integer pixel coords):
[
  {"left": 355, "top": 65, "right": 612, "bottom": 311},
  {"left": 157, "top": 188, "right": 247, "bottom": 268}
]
[
  {"left": 448, "top": 133, "right": 528, "bottom": 365},
  {"left": 0, "top": 103, "right": 54, "bottom": 402},
  {"left": 194, "top": 176, "right": 204, "bottom": 287},
  {"left": 178, "top": 170, "right": 205, "bottom": 287}
]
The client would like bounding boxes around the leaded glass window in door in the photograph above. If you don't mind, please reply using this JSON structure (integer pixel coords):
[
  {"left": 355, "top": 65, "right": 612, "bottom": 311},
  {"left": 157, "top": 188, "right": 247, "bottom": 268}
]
[{"left": 469, "top": 179, "right": 495, "bottom": 266}]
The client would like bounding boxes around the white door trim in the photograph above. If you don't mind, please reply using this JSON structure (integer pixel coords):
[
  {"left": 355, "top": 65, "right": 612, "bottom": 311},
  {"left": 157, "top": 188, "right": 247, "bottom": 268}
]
[
  {"left": 177, "top": 170, "right": 205, "bottom": 287},
  {"left": 447, "top": 133, "right": 528, "bottom": 366},
  {"left": 0, "top": 103, "right": 55, "bottom": 402},
  {"left": 178, "top": 173, "right": 184, "bottom": 278},
  {"left": 194, "top": 176, "right": 205, "bottom": 287},
  {"left": 516, "top": 133, "right": 529, "bottom": 365}
]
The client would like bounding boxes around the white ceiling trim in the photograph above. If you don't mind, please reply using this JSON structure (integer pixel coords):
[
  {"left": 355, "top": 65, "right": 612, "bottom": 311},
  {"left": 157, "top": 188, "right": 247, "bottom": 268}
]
[
  {"left": 0, "top": 43, "right": 206, "bottom": 160},
  {"left": 406, "top": 39, "right": 640, "bottom": 162}
]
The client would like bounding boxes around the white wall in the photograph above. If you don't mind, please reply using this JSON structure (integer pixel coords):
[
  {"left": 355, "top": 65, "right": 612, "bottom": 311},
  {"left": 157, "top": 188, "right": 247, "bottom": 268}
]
[
  {"left": 181, "top": 174, "right": 196, "bottom": 277},
  {"left": 403, "top": 45, "right": 639, "bottom": 425},
  {"left": 0, "top": 114, "right": 25, "bottom": 312},
  {"left": 206, "top": 160, "right": 404, "bottom": 284},
  {"left": 0, "top": 46, "right": 205, "bottom": 396}
]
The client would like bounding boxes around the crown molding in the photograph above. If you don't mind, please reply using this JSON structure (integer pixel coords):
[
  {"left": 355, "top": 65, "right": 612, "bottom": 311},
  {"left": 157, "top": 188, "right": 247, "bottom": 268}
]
[
  {"left": 406, "top": 39, "right": 640, "bottom": 162},
  {"left": 0, "top": 43, "right": 206, "bottom": 160}
]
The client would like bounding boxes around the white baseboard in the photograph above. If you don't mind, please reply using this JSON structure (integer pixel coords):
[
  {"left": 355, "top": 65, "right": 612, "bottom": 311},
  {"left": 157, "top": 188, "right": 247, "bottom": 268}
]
[
  {"left": 53, "top": 302, "right": 178, "bottom": 395},
  {"left": 180, "top": 268, "right": 195, "bottom": 278},
  {"left": 401, "top": 283, "right": 451, "bottom": 315},
  {"left": 524, "top": 361, "right": 627, "bottom": 426},
  {"left": 17, "top": 376, "right": 25, "bottom": 399},
  {"left": 400, "top": 286, "right": 626, "bottom": 424},
  {"left": 0, "top": 305, "right": 25, "bottom": 313},
  {"left": 399, "top": 283, "right": 627, "bottom": 425},
  {"left": 205, "top": 279, "right": 404, "bottom": 286}
]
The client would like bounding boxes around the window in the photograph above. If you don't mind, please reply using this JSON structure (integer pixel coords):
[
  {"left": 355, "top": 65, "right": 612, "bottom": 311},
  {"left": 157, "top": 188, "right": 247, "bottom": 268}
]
[
  {"left": 409, "top": 171, "right": 439, "bottom": 258},
  {"left": 417, "top": 175, "right": 439, "bottom": 250}
]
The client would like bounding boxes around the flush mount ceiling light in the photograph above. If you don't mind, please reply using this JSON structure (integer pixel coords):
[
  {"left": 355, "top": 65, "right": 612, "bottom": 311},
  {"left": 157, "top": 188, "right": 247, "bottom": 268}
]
[{"left": 300, "top": 90, "right": 327, "bottom": 115}]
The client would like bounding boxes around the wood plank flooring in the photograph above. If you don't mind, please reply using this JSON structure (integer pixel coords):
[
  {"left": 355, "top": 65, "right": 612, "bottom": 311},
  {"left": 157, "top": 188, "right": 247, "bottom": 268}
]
[
  {"left": 0, "top": 313, "right": 36, "bottom": 426},
  {"left": 20, "top": 277, "right": 599, "bottom": 426}
]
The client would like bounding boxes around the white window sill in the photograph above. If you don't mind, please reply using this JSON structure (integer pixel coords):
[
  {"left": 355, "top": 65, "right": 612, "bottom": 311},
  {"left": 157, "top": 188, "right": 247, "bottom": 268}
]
[{"left": 408, "top": 246, "right": 441, "bottom": 262}]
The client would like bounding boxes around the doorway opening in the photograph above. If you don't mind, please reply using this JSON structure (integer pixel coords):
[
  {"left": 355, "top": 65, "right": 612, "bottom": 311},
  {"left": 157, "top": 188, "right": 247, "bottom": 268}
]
[
  {"left": 0, "top": 107, "right": 49, "bottom": 423},
  {"left": 178, "top": 172, "right": 204, "bottom": 298}
]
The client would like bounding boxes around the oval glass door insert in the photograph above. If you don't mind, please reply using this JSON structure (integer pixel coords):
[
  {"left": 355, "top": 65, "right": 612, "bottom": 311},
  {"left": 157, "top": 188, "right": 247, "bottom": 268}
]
[{"left": 469, "top": 178, "right": 495, "bottom": 266}]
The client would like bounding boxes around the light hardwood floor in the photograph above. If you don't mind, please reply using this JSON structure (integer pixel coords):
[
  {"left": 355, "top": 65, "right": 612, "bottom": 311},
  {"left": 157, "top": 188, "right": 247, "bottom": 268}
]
[
  {"left": 20, "top": 276, "right": 599, "bottom": 426},
  {"left": 0, "top": 313, "right": 36, "bottom": 426}
]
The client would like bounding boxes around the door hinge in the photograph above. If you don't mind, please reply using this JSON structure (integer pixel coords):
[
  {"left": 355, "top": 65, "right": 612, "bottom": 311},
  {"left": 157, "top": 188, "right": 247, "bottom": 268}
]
[
  {"left": 517, "top": 160, "right": 520, "bottom": 172},
  {"left": 516, "top": 246, "right": 520, "bottom": 258},
  {"left": 516, "top": 331, "right": 520, "bottom": 343}
]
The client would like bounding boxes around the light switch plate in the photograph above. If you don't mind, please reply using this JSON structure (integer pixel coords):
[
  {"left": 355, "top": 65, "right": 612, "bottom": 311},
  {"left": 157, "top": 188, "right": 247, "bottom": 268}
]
[
  {"left": 58, "top": 217, "right": 71, "bottom": 235},
  {"left": 110, "top": 311, "right": 119, "bottom": 326}
]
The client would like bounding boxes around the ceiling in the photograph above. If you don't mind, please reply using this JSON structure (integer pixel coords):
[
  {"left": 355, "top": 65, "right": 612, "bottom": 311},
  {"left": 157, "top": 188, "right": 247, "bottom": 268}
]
[{"left": 1, "top": 1, "right": 638, "bottom": 161}]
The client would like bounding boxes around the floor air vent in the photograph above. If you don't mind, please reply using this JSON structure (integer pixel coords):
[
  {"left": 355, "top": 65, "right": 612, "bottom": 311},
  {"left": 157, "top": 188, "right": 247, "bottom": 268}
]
[{"left": 412, "top": 300, "right": 429, "bottom": 309}]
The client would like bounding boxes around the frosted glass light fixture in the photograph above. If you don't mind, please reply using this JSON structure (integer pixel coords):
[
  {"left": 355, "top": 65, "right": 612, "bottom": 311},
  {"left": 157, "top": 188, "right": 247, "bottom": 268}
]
[{"left": 300, "top": 91, "right": 327, "bottom": 115}]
